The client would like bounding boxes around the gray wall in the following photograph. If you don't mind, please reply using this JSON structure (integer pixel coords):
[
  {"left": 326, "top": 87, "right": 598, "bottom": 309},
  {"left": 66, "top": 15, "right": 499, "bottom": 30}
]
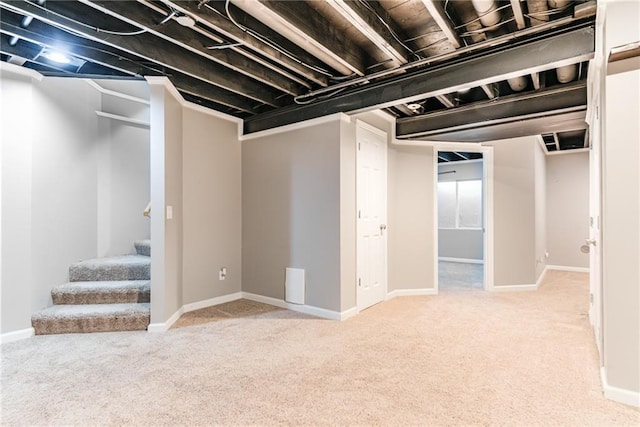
[
  {"left": 492, "top": 136, "right": 538, "bottom": 286},
  {"left": 182, "top": 108, "right": 241, "bottom": 305},
  {"left": 149, "top": 82, "right": 183, "bottom": 323},
  {"left": 602, "top": 0, "right": 640, "bottom": 394},
  {"left": 242, "top": 119, "right": 343, "bottom": 311},
  {"left": 388, "top": 145, "right": 435, "bottom": 291},
  {"left": 534, "top": 142, "right": 547, "bottom": 279},
  {"left": 438, "top": 160, "right": 484, "bottom": 261},
  {"left": 1, "top": 68, "right": 149, "bottom": 334},
  {"left": 546, "top": 152, "right": 589, "bottom": 268}
]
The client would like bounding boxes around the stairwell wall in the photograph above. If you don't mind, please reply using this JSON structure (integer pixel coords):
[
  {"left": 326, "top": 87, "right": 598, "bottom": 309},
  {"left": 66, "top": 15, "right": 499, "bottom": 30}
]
[{"left": 1, "top": 66, "right": 101, "bottom": 334}]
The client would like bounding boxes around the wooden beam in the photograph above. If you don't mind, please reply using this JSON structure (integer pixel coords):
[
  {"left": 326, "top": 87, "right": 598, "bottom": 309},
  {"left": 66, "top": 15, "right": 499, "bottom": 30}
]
[
  {"left": 244, "top": 26, "right": 595, "bottom": 133},
  {"left": 480, "top": 83, "right": 496, "bottom": 99},
  {"left": 325, "top": 0, "right": 410, "bottom": 67},
  {"left": 161, "top": 0, "right": 328, "bottom": 87},
  {"left": 79, "top": 0, "right": 302, "bottom": 96},
  {"left": 510, "top": 0, "right": 527, "bottom": 30},
  {"left": 0, "top": 0, "right": 285, "bottom": 107},
  {"left": 230, "top": 0, "right": 366, "bottom": 76},
  {"left": 420, "top": 0, "right": 462, "bottom": 48},
  {"left": 435, "top": 93, "right": 455, "bottom": 108},
  {"left": 0, "top": 15, "right": 260, "bottom": 114}
]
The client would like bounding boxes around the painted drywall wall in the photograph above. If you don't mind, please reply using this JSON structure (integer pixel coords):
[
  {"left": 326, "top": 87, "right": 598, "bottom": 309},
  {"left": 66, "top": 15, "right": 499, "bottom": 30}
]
[
  {"left": 339, "top": 119, "right": 357, "bottom": 311},
  {"left": 534, "top": 142, "right": 547, "bottom": 279},
  {"left": 387, "top": 144, "right": 435, "bottom": 291},
  {"left": 242, "top": 118, "right": 343, "bottom": 312},
  {"left": 148, "top": 81, "right": 184, "bottom": 323},
  {"left": 1, "top": 68, "right": 38, "bottom": 333},
  {"left": 437, "top": 160, "right": 484, "bottom": 261},
  {"left": 182, "top": 108, "right": 241, "bottom": 305},
  {"left": 602, "top": 0, "right": 640, "bottom": 397},
  {"left": 492, "top": 136, "right": 537, "bottom": 286},
  {"left": 546, "top": 152, "right": 589, "bottom": 268}
]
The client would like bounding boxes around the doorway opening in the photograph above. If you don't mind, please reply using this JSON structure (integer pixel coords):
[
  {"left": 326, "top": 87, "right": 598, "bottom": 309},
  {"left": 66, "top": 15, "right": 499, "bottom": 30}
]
[{"left": 434, "top": 147, "right": 493, "bottom": 293}]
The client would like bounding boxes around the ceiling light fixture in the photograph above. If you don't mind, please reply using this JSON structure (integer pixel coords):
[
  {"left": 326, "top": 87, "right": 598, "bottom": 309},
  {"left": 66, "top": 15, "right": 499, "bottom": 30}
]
[
  {"left": 407, "top": 103, "right": 422, "bottom": 111},
  {"left": 42, "top": 51, "right": 71, "bottom": 64}
]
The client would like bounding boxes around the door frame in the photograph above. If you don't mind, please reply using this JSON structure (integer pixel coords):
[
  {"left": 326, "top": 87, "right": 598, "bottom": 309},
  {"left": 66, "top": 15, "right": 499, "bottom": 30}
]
[
  {"left": 356, "top": 119, "right": 388, "bottom": 311},
  {"left": 433, "top": 144, "right": 494, "bottom": 293}
]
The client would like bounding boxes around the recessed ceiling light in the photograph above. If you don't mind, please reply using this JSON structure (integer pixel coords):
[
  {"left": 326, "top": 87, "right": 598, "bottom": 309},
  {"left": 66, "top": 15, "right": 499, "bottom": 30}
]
[
  {"left": 176, "top": 15, "right": 196, "bottom": 27},
  {"left": 42, "top": 51, "right": 71, "bottom": 64},
  {"left": 407, "top": 103, "right": 422, "bottom": 110}
]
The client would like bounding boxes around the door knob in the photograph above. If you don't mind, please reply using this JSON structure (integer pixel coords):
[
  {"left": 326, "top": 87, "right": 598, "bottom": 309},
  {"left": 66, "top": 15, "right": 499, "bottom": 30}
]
[
  {"left": 380, "top": 224, "right": 387, "bottom": 232},
  {"left": 586, "top": 238, "right": 596, "bottom": 246}
]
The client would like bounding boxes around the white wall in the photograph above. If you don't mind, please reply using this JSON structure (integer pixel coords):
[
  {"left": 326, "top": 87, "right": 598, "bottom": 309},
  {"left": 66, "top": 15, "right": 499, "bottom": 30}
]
[
  {"left": 601, "top": 0, "right": 640, "bottom": 400},
  {"left": 546, "top": 152, "right": 589, "bottom": 268},
  {"left": 1, "top": 66, "right": 151, "bottom": 336},
  {"left": 96, "top": 92, "right": 150, "bottom": 257},
  {"left": 182, "top": 108, "right": 242, "bottom": 305}
]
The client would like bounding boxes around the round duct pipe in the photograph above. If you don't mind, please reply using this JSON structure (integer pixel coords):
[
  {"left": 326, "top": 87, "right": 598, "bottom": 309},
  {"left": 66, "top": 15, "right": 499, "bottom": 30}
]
[
  {"left": 556, "top": 64, "right": 578, "bottom": 83},
  {"left": 470, "top": 0, "right": 501, "bottom": 28},
  {"left": 548, "top": 0, "right": 572, "bottom": 8},
  {"left": 507, "top": 76, "right": 528, "bottom": 92}
]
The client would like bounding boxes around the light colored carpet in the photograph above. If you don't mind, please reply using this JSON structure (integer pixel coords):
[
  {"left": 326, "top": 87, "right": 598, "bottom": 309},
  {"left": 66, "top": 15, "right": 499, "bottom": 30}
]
[{"left": 2, "top": 270, "right": 638, "bottom": 425}]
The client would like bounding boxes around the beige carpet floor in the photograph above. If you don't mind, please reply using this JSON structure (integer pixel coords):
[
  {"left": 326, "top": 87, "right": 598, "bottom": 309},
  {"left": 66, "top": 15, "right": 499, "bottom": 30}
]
[{"left": 1, "top": 270, "right": 638, "bottom": 426}]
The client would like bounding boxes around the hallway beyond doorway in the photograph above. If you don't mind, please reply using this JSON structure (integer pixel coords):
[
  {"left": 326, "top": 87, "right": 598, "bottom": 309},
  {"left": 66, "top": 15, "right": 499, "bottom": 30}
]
[{"left": 438, "top": 261, "right": 483, "bottom": 292}]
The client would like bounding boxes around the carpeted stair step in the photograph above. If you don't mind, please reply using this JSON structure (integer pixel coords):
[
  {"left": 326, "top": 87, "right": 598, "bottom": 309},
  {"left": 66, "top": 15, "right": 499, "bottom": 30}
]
[
  {"left": 52, "top": 280, "right": 150, "bottom": 305},
  {"left": 69, "top": 255, "right": 150, "bottom": 282},
  {"left": 31, "top": 303, "right": 150, "bottom": 335},
  {"left": 134, "top": 240, "right": 150, "bottom": 257}
]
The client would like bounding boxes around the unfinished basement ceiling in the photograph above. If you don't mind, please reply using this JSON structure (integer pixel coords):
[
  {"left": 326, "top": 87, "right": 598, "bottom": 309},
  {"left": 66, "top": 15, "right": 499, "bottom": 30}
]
[{"left": 0, "top": 0, "right": 596, "bottom": 148}]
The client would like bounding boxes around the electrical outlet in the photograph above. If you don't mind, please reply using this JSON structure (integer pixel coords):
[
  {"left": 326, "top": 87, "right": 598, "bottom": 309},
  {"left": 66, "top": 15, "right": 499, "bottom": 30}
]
[{"left": 219, "top": 267, "right": 227, "bottom": 281}]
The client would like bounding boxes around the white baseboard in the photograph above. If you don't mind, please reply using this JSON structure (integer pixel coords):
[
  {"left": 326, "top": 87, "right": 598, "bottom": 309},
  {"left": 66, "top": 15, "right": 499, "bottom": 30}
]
[
  {"left": 147, "top": 307, "right": 184, "bottom": 333},
  {"left": 182, "top": 292, "right": 243, "bottom": 313},
  {"left": 241, "top": 292, "right": 354, "bottom": 320},
  {"left": 546, "top": 265, "right": 590, "bottom": 273},
  {"left": 387, "top": 288, "right": 438, "bottom": 300},
  {"left": 536, "top": 267, "right": 549, "bottom": 289},
  {"left": 489, "top": 284, "right": 538, "bottom": 292},
  {"left": 601, "top": 367, "right": 640, "bottom": 407},
  {"left": 439, "top": 257, "right": 484, "bottom": 265},
  {"left": 1, "top": 327, "right": 35, "bottom": 344}
]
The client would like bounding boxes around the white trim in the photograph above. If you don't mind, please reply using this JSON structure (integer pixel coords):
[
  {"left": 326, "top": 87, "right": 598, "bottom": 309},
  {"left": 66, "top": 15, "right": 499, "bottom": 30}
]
[
  {"left": 147, "top": 307, "right": 183, "bottom": 333},
  {"left": 547, "top": 148, "right": 590, "bottom": 156},
  {"left": 546, "top": 265, "right": 590, "bottom": 273},
  {"left": 182, "top": 292, "right": 243, "bottom": 313},
  {"left": 241, "top": 292, "right": 356, "bottom": 321},
  {"left": 601, "top": 367, "right": 640, "bottom": 407},
  {"left": 1, "top": 328, "right": 35, "bottom": 344},
  {"left": 387, "top": 288, "right": 438, "bottom": 300},
  {"left": 95, "top": 111, "right": 150, "bottom": 127},
  {"left": 84, "top": 79, "right": 150, "bottom": 105},
  {"left": 0, "top": 61, "right": 43, "bottom": 81},
  {"left": 144, "top": 76, "right": 243, "bottom": 130},
  {"left": 239, "top": 113, "right": 350, "bottom": 141},
  {"left": 536, "top": 267, "right": 549, "bottom": 289},
  {"left": 438, "top": 257, "right": 484, "bottom": 265},
  {"left": 490, "top": 284, "right": 538, "bottom": 292}
]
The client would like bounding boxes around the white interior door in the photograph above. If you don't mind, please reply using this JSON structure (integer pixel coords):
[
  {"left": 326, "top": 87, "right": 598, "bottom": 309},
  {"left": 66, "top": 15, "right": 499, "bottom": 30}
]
[{"left": 356, "top": 121, "right": 387, "bottom": 311}]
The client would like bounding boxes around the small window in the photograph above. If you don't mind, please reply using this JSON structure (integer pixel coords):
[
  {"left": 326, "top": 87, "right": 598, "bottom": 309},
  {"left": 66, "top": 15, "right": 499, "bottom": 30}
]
[{"left": 438, "top": 179, "right": 482, "bottom": 229}]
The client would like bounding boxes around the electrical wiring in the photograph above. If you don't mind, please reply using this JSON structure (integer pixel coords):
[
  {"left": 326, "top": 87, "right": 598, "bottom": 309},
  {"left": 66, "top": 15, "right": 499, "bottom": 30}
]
[
  {"left": 452, "top": 3, "right": 513, "bottom": 30},
  {"left": 205, "top": 42, "right": 243, "bottom": 50},
  {"left": 356, "top": 0, "right": 422, "bottom": 60},
  {"left": 16, "top": 1, "right": 152, "bottom": 36},
  {"left": 458, "top": 18, "right": 515, "bottom": 37},
  {"left": 220, "top": 0, "right": 340, "bottom": 78},
  {"left": 413, "top": 37, "right": 450, "bottom": 54}
]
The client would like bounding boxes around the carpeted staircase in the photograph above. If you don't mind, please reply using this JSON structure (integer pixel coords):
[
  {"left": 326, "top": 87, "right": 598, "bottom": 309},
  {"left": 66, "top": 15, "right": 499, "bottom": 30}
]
[{"left": 31, "top": 240, "right": 151, "bottom": 335}]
